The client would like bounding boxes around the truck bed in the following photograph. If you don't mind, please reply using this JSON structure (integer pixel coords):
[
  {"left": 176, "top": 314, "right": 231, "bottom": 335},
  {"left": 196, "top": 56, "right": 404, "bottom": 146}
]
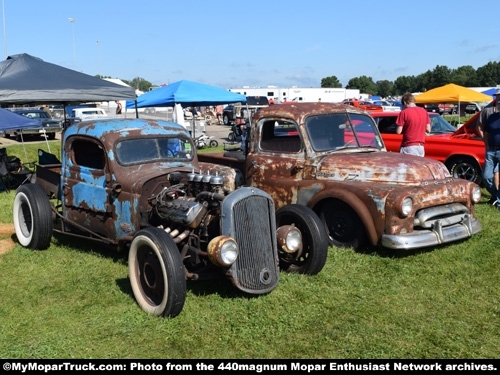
[{"left": 35, "top": 163, "right": 61, "bottom": 199}]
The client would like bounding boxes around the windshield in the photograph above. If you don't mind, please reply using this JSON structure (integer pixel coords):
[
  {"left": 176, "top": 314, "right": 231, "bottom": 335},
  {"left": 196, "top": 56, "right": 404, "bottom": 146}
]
[
  {"left": 429, "top": 114, "right": 456, "bottom": 133},
  {"left": 115, "top": 136, "right": 194, "bottom": 165},
  {"left": 305, "top": 113, "right": 384, "bottom": 152}
]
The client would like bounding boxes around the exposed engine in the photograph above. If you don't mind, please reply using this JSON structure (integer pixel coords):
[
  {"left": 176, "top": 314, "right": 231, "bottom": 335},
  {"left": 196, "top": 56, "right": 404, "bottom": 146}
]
[{"left": 146, "top": 169, "right": 232, "bottom": 278}]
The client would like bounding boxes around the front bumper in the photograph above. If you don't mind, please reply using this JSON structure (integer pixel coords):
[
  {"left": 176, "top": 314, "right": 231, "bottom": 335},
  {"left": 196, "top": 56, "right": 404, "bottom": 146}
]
[
  {"left": 8, "top": 126, "right": 62, "bottom": 135},
  {"left": 381, "top": 214, "right": 481, "bottom": 250}
]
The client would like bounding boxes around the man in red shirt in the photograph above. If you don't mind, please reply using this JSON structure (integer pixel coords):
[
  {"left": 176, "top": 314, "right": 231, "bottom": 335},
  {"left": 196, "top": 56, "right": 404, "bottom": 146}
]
[{"left": 395, "top": 92, "right": 431, "bottom": 156}]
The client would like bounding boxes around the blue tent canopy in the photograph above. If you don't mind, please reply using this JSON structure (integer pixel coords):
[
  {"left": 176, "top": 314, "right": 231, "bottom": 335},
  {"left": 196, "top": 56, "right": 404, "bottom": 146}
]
[
  {"left": 126, "top": 80, "right": 246, "bottom": 109},
  {"left": 0, "top": 107, "right": 42, "bottom": 131},
  {"left": 481, "top": 88, "right": 497, "bottom": 99}
]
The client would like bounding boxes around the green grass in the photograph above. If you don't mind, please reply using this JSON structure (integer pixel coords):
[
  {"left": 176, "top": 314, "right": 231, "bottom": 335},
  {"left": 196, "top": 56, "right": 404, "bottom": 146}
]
[{"left": 1, "top": 141, "right": 499, "bottom": 359}]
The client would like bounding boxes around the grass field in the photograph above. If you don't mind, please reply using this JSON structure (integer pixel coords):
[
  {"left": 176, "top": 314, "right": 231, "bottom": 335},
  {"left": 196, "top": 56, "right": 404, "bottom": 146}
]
[{"left": 0, "top": 140, "right": 499, "bottom": 359}]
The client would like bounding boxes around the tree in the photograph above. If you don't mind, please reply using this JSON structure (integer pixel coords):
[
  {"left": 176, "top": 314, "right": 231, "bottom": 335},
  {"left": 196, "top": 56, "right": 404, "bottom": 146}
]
[
  {"left": 451, "top": 65, "right": 477, "bottom": 87},
  {"left": 476, "top": 61, "right": 500, "bottom": 87},
  {"left": 122, "top": 77, "right": 153, "bottom": 93},
  {"left": 375, "top": 80, "right": 394, "bottom": 98},
  {"left": 394, "top": 75, "right": 418, "bottom": 94},
  {"left": 321, "top": 76, "right": 342, "bottom": 88},
  {"left": 346, "top": 76, "right": 377, "bottom": 95}
]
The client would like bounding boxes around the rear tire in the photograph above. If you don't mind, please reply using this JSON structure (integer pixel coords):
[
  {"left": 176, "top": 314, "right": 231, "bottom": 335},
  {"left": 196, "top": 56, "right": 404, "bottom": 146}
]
[
  {"left": 128, "top": 227, "right": 186, "bottom": 317},
  {"left": 13, "top": 184, "right": 53, "bottom": 249},
  {"left": 209, "top": 139, "right": 218, "bottom": 147},
  {"left": 275, "top": 204, "right": 328, "bottom": 275}
]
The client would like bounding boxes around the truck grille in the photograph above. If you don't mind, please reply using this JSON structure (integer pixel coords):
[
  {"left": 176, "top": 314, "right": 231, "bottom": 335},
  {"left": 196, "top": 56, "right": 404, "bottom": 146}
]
[{"left": 220, "top": 187, "right": 279, "bottom": 294}]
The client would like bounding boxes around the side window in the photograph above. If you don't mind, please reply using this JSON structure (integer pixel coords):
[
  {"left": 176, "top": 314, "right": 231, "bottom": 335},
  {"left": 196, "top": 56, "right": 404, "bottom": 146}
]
[
  {"left": 259, "top": 120, "right": 301, "bottom": 153},
  {"left": 72, "top": 139, "right": 105, "bottom": 169},
  {"left": 378, "top": 117, "right": 398, "bottom": 134}
]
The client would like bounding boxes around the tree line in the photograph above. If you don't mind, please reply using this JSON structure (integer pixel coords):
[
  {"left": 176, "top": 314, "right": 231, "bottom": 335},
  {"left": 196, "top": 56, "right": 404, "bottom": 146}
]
[
  {"left": 320, "top": 61, "right": 500, "bottom": 97},
  {"left": 98, "top": 61, "right": 500, "bottom": 98}
]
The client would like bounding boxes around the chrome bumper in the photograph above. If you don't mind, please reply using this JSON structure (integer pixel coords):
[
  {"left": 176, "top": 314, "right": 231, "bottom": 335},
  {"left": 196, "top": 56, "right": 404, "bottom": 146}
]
[{"left": 381, "top": 214, "right": 482, "bottom": 250}]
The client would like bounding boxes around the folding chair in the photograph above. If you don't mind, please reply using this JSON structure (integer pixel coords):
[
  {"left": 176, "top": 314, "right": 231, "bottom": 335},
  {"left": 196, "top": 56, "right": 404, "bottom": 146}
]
[
  {"left": 0, "top": 156, "right": 11, "bottom": 192},
  {"left": 0, "top": 148, "right": 34, "bottom": 191},
  {"left": 38, "top": 148, "right": 61, "bottom": 165}
]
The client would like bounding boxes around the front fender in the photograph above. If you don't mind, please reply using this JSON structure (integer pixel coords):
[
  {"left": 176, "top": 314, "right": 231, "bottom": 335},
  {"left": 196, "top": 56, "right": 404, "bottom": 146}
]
[{"left": 308, "top": 188, "right": 379, "bottom": 246}]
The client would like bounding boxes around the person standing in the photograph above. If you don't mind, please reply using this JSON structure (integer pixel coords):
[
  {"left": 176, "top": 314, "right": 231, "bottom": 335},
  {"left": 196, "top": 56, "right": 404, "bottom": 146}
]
[
  {"left": 115, "top": 100, "right": 122, "bottom": 115},
  {"left": 395, "top": 92, "right": 431, "bottom": 157},
  {"left": 215, "top": 105, "right": 223, "bottom": 125},
  {"left": 478, "top": 91, "right": 500, "bottom": 205},
  {"left": 480, "top": 90, "right": 500, "bottom": 210}
]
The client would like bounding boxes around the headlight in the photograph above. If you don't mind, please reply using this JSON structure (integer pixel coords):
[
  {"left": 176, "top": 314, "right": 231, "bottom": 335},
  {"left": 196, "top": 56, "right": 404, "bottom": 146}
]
[
  {"left": 276, "top": 225, "right": 302, "bottom": 254},
  {"left": 207, "top": 236, "right": 239, "bottom": 267},
  {"left": 401, "top": 197, "right": 413, "bottom": 216},
  {"left": 471, "top": 185, "right": 481, "bottom": 203}
]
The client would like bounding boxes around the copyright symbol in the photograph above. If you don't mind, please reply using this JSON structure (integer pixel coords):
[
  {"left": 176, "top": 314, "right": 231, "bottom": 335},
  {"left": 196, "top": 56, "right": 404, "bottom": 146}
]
[{"left": 3, "top": 363, "right": 12, "bottom": 371}]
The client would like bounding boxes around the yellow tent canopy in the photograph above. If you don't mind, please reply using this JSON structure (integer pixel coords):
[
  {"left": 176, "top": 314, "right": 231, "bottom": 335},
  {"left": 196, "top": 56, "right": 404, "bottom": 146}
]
[{"left": 414, "top": 83, "right": 492, "bottom": 103}]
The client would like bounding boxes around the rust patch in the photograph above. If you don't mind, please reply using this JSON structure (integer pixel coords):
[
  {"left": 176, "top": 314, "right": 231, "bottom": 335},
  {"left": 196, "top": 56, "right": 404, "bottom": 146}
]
[{"left": 0, "top": 223, "right": 16, "bottom": 255}]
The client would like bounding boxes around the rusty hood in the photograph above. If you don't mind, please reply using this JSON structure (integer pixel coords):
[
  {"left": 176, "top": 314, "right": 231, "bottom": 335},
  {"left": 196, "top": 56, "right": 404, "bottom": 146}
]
[{"left": 313, "top": 151, "right": 451, "bottom": 184}]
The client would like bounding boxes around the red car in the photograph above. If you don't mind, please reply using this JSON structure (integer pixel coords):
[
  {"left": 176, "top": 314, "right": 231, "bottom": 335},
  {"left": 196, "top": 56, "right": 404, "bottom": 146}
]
[
  {"left": 370, "top": 111, "right": 485, "bottom": 184},
  {"left": 343, "top": 99, "right": 383, "bottom": 112}
]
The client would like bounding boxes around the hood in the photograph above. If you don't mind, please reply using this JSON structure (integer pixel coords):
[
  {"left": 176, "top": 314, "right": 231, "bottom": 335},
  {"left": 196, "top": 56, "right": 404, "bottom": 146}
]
[{"left": 315, "top": 151, "right": 451, "bottom": 184}]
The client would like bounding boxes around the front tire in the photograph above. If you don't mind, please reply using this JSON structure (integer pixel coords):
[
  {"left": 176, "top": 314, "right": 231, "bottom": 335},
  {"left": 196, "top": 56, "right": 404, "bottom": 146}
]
[
  {"left": 128, "top": 227, "right": 186, "bottom": 317},
  {"left": 320, "top": 200, "right": 367, "bottom": 250},
  {"left": 223, "top": 114, "right": 230, "bottom": 125},
  {"left": 209, "top": 139, "right": 218, "bottom": 147},
  {"left": 13, "top": 184, "right": 53, "bottom": 249},
  {"left": 275, "top": 204, "right": 328, "bottom": 275}
]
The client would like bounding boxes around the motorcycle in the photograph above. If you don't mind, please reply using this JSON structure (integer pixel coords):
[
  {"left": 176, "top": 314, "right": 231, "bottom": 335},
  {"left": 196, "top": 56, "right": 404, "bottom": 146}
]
[{"left": 194, "top": 132, "right": 218, "bottom": 149}]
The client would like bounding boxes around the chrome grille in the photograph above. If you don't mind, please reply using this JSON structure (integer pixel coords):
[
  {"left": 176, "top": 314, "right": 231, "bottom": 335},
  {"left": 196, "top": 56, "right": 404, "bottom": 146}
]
[{"left": 220, "top": 187, "right": 279, "bottom": 294}]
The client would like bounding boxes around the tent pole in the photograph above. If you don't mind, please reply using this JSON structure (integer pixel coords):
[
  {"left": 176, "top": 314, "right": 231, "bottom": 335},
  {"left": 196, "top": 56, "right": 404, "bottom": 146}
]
[
  {"left": 20, "top": 131, "right": 28, "bottom": 161},
  {"left": 41, "top": 129, "right": 51, "bottom": 153}
]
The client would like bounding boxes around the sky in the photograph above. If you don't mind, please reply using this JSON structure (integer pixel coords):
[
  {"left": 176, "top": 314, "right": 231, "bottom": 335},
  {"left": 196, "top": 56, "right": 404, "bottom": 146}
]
[{"left": 1, "top": 0, "right": 499, "bottom": 90}]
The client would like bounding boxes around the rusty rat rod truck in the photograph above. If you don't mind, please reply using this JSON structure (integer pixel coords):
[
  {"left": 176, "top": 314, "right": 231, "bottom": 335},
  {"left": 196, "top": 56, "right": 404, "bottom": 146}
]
[
  {"left": 12, "top": 118, "right": 328, "bottom": 318},
  {"left": 198, "top": 102, "right": 482, "bottom": 251}
]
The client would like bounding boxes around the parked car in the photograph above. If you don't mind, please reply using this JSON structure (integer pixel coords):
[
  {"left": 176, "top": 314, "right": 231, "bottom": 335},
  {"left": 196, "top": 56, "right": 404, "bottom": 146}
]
[
  {"left": 222, "top": 96, "right": 269, "bottom": 125},
  {"left": 370, "top": 111, "right": 486, "bottom": 184},
  {"left": 417, "top": 103, "right": 456, "bottom": 115},
  {"left": 4, "top": 109, "right": 63, "bottom": 141},
  {"left": 69, "top": 107, "right": 108, "bottom": 121},
  {"left": 342, "top": 99, "right": 383, "bottom": 112},
  {"left": 464, "top": 102, "right": 483, "bottom": 114},
  {"left": 370, "top": 100, "right": 401, "bottom": 112}
]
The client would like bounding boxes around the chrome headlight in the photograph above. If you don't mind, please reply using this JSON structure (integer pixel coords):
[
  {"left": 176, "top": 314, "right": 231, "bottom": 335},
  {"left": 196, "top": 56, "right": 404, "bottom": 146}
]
[
  {"left": 471, "top": 185, "right": 481, "bottom": 203},
  {"left": 276, "top": 225, "right": 302, "bottom": 254},
  {"left": 401, "top": 197, "right": 413, "bottom": 216},
  {"left": 207, "top": 236, "right": 239, "bottom": 267}
]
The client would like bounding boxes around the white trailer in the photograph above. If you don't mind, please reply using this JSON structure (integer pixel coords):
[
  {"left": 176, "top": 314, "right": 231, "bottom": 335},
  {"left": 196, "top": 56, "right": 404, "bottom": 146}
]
[{"left": 228, "top": 86, "right": 360, "bottom": 103}]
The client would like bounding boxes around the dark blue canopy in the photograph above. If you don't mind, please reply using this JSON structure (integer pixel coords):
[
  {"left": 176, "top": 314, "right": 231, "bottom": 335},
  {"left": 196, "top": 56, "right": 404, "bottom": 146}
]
[
  {"left": 126, "top": 80, "right": 246, "bottom": 109},
  {"left": 0, "top": 53, "right": 136, "bottom": 105},
  {"left": 0, "top": 107, "right": 42, "bottom": 131}
]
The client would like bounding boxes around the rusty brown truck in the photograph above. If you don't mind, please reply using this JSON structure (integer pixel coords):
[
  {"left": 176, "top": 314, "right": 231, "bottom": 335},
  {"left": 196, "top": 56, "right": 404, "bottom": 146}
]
[
  {"left": 12, "top": 118, "right": 328, "bottom": 318},
  {"left": 198, "top": 102, "right": 482, "bottom": 251}
]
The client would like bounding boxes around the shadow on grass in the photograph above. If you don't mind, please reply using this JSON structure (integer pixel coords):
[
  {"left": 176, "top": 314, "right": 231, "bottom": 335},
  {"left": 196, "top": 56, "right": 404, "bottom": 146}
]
[{"left": 51, "top": 231, "right": 256, "bottom": 302}]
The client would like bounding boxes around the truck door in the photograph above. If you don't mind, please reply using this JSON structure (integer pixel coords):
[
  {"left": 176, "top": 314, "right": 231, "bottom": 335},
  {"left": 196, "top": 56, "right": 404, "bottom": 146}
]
[
  {"left": 248, "top": 119, "right": 305, "bottom": 208},
  {"left": 61, "top": 138, "right": 117, "bottom": 239}
]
